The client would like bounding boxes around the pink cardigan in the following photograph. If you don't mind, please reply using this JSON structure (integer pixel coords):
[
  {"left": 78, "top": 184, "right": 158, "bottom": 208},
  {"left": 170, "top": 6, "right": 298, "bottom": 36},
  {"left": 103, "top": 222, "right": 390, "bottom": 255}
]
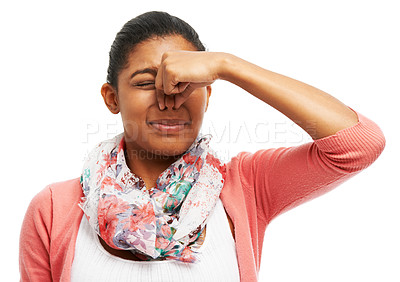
[{"left": 19, "top": 111, "right": 385, "bottom": 281}]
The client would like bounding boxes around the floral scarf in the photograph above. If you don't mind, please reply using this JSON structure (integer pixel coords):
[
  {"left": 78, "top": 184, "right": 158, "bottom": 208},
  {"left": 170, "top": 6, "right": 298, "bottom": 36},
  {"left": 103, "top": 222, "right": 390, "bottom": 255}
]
[{"left": 79, "top": 132, "right": 226, "bottom": 262}]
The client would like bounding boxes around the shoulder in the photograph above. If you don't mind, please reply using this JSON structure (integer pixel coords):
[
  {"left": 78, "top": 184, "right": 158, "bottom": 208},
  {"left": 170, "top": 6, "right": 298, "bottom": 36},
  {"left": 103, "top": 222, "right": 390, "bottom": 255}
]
[
  {"left": 225, "top": 148, "right": 283, "bottom": 188},
  {"left": 27, "top": 177, "right": 83, "bottom": 221},
  {"left": 36, "top": 176, "right": 82, "bottom": 201},
  {"left": 47, "top": 177, "right": 83, "bottom": 205}
]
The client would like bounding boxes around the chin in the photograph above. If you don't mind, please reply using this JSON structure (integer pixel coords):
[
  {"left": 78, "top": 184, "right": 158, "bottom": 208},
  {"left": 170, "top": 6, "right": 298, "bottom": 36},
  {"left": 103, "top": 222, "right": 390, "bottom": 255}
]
[{"left": 148, "top": 137, "right": 195, "bottom": 157}]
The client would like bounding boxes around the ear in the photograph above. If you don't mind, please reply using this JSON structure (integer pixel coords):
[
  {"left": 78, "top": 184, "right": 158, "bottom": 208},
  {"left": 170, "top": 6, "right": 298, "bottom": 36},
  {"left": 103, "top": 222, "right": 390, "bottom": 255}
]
[
  {"left": 204, "top": 85, "right": 212, "bottom": 112},
  {"left": 101, "top": 83, "right": 120, "bottom": 114}
]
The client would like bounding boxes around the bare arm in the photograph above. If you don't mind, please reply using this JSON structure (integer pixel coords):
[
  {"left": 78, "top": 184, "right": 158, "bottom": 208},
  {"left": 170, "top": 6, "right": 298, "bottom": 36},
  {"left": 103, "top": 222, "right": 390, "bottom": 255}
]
[
  {"left": 217, "top": 53, "right": 358, "bottom": 140},
  {"left": 155, "top": 51, "right": 358, "bottom": 140}
]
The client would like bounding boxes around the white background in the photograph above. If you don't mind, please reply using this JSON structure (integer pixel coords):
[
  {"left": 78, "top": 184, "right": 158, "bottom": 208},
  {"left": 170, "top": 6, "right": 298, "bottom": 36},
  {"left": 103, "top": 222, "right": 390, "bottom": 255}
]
[{"left": 1, "top": 0, "right": 399, "bottom": 281}]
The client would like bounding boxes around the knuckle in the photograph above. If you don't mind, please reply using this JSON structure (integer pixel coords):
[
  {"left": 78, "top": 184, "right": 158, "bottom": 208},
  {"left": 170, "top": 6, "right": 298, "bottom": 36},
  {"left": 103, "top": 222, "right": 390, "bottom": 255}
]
[
  {"left": 164, "top": 87, "right": 173, "bottom": 95},
  {"left": 162, "top": 51, "right": 172, "bottom": 60},
  {"left": 164, "top": 63, "right": 174, "bottom": 74}
]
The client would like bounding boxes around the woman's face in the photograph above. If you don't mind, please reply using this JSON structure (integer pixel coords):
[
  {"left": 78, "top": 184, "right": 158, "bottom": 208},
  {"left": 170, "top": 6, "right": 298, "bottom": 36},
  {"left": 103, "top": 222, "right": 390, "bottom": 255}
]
[{"left": 107, "top": 35, "right": 210, "bottom": 157}]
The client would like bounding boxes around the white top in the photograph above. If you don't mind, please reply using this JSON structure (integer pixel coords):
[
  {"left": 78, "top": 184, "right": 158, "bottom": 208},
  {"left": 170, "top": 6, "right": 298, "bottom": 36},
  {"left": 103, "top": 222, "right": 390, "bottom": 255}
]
[{"left": 71, "top": 198, "right": 240, "bottom": 282}]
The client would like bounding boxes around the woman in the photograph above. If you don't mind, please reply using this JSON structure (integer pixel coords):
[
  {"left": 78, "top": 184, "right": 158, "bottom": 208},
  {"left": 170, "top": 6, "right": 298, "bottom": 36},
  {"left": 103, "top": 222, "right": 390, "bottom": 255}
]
[{"left": 19, "top": 11, "right": 385, "bottom": 282}]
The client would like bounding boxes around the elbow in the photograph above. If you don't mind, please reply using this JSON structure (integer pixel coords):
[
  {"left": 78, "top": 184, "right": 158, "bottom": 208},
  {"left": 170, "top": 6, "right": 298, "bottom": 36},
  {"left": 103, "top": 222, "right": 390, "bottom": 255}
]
[
  {"left": 361, "top": 127, "right": 386, "bottom": 168},
  {"left": 353, "top": 110, "right": 386, "bottom": 168},
  {"left": 314, "top": 114, "right": 386, "bottom": 173},
  {"left": 343, "top": 122, "right": 386, "bottom": 172}
]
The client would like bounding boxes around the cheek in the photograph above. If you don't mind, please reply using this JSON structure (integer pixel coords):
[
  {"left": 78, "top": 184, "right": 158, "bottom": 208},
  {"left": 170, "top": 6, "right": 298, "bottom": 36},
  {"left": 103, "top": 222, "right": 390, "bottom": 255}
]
[
  {"left": 119, "top": 91, "right": 155, "bottom": 116},
  {"left": 119, "top": 92, "right": 155, "bottom": 132},
  {"left": 187, "top": 90, "right": 207, "bottom": 118}
]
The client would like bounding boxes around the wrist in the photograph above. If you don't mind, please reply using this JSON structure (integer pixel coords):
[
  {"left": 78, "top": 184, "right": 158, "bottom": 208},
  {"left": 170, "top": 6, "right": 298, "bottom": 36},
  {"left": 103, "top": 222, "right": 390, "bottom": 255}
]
[{"left": 214, "top": 52, "right": 237, "bottom": 81}]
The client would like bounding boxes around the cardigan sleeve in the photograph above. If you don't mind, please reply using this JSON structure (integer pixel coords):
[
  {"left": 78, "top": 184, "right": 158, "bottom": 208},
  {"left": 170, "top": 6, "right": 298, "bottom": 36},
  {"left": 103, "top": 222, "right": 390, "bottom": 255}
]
[
  {"left": 19, "top": 185, "right": 53, "bottom": 282},
  {"left": 236, "top": 110, "right": 385, "bottom": 223}
]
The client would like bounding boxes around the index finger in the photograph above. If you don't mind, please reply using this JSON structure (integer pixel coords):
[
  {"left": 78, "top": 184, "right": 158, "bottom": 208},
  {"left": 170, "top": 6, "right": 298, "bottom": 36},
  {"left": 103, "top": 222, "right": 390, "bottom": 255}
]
[{"left": 155, "top": 66, "right": 165, "bottom": 110}]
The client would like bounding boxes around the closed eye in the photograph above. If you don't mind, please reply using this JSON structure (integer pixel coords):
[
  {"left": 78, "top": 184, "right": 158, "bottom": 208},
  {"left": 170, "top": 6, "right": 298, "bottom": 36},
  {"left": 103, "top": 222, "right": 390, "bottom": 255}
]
[{"left": 132, "top": 82, "right": 155, "bottom": 89}]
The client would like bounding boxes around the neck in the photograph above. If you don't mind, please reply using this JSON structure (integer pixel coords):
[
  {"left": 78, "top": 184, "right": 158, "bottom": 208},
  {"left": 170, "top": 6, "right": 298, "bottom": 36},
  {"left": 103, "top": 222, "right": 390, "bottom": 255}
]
[{"left": 124, "top": 147, "right": 181, "bottom": 189}]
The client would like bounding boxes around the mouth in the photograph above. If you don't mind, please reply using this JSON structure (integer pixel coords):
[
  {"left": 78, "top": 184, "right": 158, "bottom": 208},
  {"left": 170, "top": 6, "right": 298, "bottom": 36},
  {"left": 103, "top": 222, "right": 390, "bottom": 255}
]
[{"left": 148, "top": 119, "right": 191, "bottom": 133}]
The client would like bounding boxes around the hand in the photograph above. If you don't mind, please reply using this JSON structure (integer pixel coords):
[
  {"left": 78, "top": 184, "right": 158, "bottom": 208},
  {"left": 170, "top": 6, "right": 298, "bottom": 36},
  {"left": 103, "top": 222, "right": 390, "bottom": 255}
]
[{"left": 155, "top": 51, "right": 222, "bottom": 109}]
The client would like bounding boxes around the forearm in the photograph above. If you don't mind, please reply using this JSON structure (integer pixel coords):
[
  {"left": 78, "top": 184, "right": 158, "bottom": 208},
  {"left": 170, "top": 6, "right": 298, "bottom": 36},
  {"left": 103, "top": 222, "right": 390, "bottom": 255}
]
[{"left": 217, "top": 53, "right": 358, "bottom": 140}]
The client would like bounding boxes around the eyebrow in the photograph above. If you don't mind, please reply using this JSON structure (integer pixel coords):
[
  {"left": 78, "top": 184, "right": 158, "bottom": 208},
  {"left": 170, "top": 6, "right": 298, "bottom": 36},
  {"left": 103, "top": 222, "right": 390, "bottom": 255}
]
[{"left": 130, "top": 67, "right": 158, "bottom": 79}]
